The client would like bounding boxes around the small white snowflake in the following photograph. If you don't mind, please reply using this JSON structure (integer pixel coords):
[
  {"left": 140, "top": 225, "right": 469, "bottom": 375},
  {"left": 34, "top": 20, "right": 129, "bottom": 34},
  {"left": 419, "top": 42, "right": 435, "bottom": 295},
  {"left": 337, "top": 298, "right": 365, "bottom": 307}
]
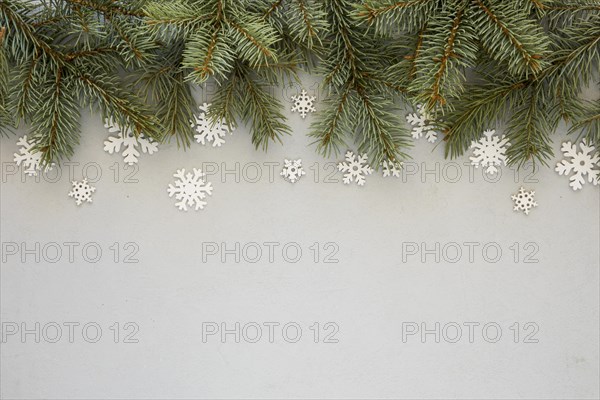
[
  {"left": 291, "top": 89, "right": 316, "bottom": 119},
  {"left": 381, "top": 159, "right": 403, "bottom": 178},
  {"left": 338, "top": 151, "right": 374, "bottom": 186},
  {"left": 167, "top": 168, "right": 213, "bottom": 211},
  {"left": 280, "top": 159, "right": 306, "bottom": 183},
  {"left": 470, "top": 129, "right": 510, "bottom": 175},
  {"left": 103, "top": 119, "right": 158, "bottom": 165},
  {"left": 511, "top": 187, "right": 538, "bottom": 215},
  {"left": 191, "top": 103, "right": 235, "bottom": 147},
  {"left": 555, "top": 140, "right": 600, "bottom": 191},
  {"left": 68, "top": 179, "right": 96, "bottom": 206},
  {"left": 13, "top": 135, "right": 54, "bottom": 176},
  {"left": 406, "top": 104, "right": 439, "bottom": 143}
]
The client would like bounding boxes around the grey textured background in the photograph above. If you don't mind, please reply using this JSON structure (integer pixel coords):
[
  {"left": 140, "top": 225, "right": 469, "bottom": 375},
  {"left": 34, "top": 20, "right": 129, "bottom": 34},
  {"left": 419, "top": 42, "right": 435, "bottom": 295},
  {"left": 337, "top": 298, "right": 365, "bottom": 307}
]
[{"left": 1, "top": 78, "right": 599, "bottom": 399}]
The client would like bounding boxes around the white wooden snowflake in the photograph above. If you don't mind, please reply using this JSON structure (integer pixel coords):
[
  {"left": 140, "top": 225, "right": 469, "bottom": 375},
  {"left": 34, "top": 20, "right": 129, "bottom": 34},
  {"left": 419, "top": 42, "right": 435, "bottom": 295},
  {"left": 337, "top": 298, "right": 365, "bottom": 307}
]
[
  {"left": 555, "top": 140, "right": 600, "bottom": 191},
  {"left": 381, "top": 159, "right": 403, "bottom": 178},
  {"left": 338, "top": 151, "right": 374, "bottom": 186},
  {"left": 13, "top": 135, "right": 54, "bottom": 176},
  {"left": 68, "top": 179, "right": 96, "bottom": 206},
  {"left": 103, "top": 119, "right": 158, "bottom": 165},
  {"left": 511, "top": 187, "right": 538, "bottom": 215},
  {"left": 470, "top": 129, "right": 510, "bottom": 175},
  {"left": 280, "top": 159, "right": 306, "bottom": 183},
  {"left": 406, "top": 104, "right": 438, "bottom": 143},
  {"left": 291, "top": 89, "right": 316, "bottom": 119},
  {"left": 191, "top": 103, "right": 235, "bottom": 147},
  {"left": 167, "top": 168, "right": 213, "bottom": 211}
]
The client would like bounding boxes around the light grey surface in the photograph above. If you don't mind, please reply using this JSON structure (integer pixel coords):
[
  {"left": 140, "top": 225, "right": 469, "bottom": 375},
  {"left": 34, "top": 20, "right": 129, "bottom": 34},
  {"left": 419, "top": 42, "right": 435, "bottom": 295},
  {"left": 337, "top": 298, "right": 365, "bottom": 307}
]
[{"left": 1, "top": 81, "right": 599, "bottom": 399}]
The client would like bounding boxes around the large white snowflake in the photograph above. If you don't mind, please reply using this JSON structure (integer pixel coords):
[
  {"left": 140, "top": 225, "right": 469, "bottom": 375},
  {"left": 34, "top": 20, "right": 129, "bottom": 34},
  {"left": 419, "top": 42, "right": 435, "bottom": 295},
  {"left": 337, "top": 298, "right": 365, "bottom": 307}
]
[
  {"left": 469, "top": 129, "right": 510, "bottom": 175},
  {"left": 103, "top": 119, "right": 158, "bottom": 165},
  {"left": 338, "top": 151, "right": 374, "bottom": 186},
  {"left": 381, "top": 159, "right": 403, "bottom": 178},
  {"left": 555, "top": 140, "right": 600, "bottom": 191},
  {"left": 68, "top": 179, "right": 96, "bottom": 206},
  {"left": 13, "top": 135, "right": 54, "bottom": 176},
  {"left": 191, "top": 103, "right": 235, "bottom": 147},
  {"left": 280, "top": 159, "right": 306, "bottom": 183},
  {"left": 167, "top": 168, "right": 213, "bottom": 211},
  {"left": 406, "top": 104, "right": 438, "bottom": 143},
  {"left": 511, "top": 187, "right": 538, "bottom": 215},
  {"left": 291, "top": 89, "right": 316, "bottom": 119}
]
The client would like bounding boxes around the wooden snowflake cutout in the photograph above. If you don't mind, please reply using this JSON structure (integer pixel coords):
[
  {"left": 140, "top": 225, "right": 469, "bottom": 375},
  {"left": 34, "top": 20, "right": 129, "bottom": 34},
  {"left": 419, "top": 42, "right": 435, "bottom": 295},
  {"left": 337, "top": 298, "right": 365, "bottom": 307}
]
[
  {"left": 555, "top": 140, "right": 600, "bottom": 191},
  {"left": 470, "top": 129, "right": 510, "bottom": 175},
  {"left": 511, "top": 187, "right": 538, "bottom": 215},
  {"left": 191, "top": 103, "right": 235, "bottom": 147},
  {"left": 280, "top": 159, "right": 306, "bottom": 183},
  {"left": 381, "top": 159, "right": 403, "bottom": 178},
  {"left": 406, "top": 104, "right": 438, "bottom": 143},
  {"left": 13, "top": 135, "right": 54, "bottom": 176},
  {"left": 68, "top": 179, "right": 96, "bottom": 206},
  {"left": 167, "top": 168, "right": 213, "bottom": 211},
  {"left": 338, "top": 151, "right": 373, "bottom": 186},
  {"left": 291, "top": 89, "right": 316, "bottom": 119},
  {"left": 103, "top": 119, "right": 158, "bottom": 165}
]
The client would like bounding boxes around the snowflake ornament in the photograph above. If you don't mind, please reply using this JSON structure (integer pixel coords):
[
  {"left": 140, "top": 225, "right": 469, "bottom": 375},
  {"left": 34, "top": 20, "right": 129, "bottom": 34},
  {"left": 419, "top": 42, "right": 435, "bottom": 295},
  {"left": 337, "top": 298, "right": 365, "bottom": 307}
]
[
  {"left": 280, "top": 159, "right": 306, "bottom": 183},
  {"left": 338, "top": 151, "right": 374, "bottom": 186},
  {"left": 167, "top": 168, "right": 213, "bottom": 211},
  {"left": 68, "top": 179, "right": 96, "bottom": 206},
  {"left": 406, "top": 104, "right": 439, "bottom": 143},
  {"left": 291, "top": 89, "right": 316, "bottom": 119},
  {"left": 511, "top": 187, "right": 538, "bottom": 215},
  {"left": 191, "top": 103, "right": 235, "bottom": 147},
  {"left": 13, "top": 135, "right": 54, "bottom": 176},
  {"left": 555, "top": 140, "right": 600, "bottom": 191},
  {"left": 103, "top": 119, "right": 158, "bottom": 165},
  {"left": 381, "top": 159, "right": 403, "bottom": 178},
  {"left": 469, "top": 129, "right": 510, "bottom": 175}
]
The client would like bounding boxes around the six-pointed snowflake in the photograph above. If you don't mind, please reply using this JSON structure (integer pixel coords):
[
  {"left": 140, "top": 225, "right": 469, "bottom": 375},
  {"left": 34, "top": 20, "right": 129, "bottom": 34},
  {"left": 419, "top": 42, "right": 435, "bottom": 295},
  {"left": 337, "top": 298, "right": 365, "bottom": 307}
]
[
  {"left": 406, "top": 104, "right": 439, "bottom": 143},
  {"left": 281, "top": 159, "right": 306, "bottom": 183},
  {"left": 191, "top": 103, "right": 235, "bottom": 147},
  {"left": 68, "top": 179, "right": 96, "bottom": 206},
  {"left": 470, "top": 129, "right": 510, "bottom": 175},
  {"left": 167, "top": 168, "right": 213, "bottom": 211},
  {"left": 381, "top": 159, "right": 403, "bottom": 178},
  {"left": 555, "top": 140, "right": 600, "bottom": 191},
  {"left": 103, "top": 119, "right": 158, "bottom": 165},
  {"left": 338, "top": 151, "right": 374, "bottom": 186},
  {"left": 511, "top": 187, "right": 538, "bottom": 215},
  {"left": 291, "top": 89, "right": 316, "bottom": 119},
  {"left": 13, "top": 135, "right": 54, "bottom": 176}
]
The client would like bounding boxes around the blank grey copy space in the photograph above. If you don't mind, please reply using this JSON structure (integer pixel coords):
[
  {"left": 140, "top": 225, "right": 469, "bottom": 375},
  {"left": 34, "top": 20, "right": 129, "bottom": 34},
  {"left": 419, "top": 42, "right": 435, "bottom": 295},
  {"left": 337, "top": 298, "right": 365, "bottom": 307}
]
[{"left": 1, "top": 100, "right": 599, "bottom": 399}]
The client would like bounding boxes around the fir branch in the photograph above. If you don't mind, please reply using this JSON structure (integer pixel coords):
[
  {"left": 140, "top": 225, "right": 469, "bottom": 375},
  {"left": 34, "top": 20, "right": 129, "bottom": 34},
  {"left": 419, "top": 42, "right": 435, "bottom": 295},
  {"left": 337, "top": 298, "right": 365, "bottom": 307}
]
[
  {"left": 30, "top": 66, "right": 81, "bottom": 164},
  {"left": 263, "top": 0, "right": 284, "bottom": 19},
  {"left": 569, "top": 99, "right": 600, "bottom": 148},
  {"left": 310, "top": 84, "right": 353, "bottom": 156},
  {"left": 235, "top": 65, "right": 291, "bottom": 150},
  {"left": 10, "top": 49, "right": 43, "bottom": 122},
  {"left": 505, "top": 83, "right": 553, "bottom": 167},
  {"left": 444, "top": 80, "right": 526, "bottom": 158},
  {"left": 0, "top": 26, "right": 12, "bottom": 135},
  {"left": 472, "top": 0, "right": 548, "bottom": 77},
  {"left": 63, "top": 0, "right": 147, "bottom": 18},
  {"left": 410, "top": 3, "right": 478, "bottom": 109},
  {"left": 0, "top": 1, "right": 64, "bottom": 64},
  {"left": 312, "top": 0, "right": 411, "bottom": 163},
  {"left": 76, "top": 71, "right": 162, "bottom": 140},
  {"left": 353, "top": 0, "right": 436, "bottom": 33}
]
